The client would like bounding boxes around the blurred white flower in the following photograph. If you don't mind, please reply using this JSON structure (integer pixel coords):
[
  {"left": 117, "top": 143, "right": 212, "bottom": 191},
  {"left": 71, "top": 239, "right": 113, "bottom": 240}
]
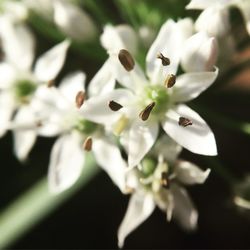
[
  {"left": 116, "top": 136, "right": 210, "bottom": 248},
  {"left": 186, "top": 0, "right": 250, "bottom": 36},
  {"left": 24, "top": 0, "right": 97, "bottom": 42},
  {"left": 81, "top": 19, "right": 218, "bottom": 169},
  {"left": 53, "top": 0, "right": 97, "bottom": 42},
  {"left": 0, "top": 0, "right": 28, "bottom": 22},
  {"left": 0, "top": 19, "right": 70, "bottom": 160}
]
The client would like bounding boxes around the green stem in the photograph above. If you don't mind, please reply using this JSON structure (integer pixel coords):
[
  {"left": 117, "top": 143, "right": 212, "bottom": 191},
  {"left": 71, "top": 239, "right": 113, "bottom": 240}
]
[
  {"left": 115, "top": 0, "right": 140, "bottom": 28},
  {"left": 0, "top": 154, "right": 99, "bottom": 249},
  {"left": 83, "top": 0, "right": 113, "bottom": 24}
]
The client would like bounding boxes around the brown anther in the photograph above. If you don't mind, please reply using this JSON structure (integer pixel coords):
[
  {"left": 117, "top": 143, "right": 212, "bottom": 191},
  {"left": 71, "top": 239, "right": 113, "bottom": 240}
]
[
  {"left": 83, "top": 136, "right": 92, "bottom": 151},
  {"left": 75, "top": 91, "right": 86, "bottom": 109},
  {"left": 164, "top": 74, "right": 176, "bottom": 88},
  {"left": 178, "top": 117, "right": 193, "bottom": 127},
  {"left": 157, "top": 52, "right": 170, "bottom": 66},
  {"left": 36, "top": 121, "right": 43, "bottom": 127},
  {"left": 47, "top": 79, "right": 55, "bottom": 88},
  {"left": 118, "top": 49, "right": 135, "bottom": 71},
  {"left": 108, "top": 100, "right": 123, "bottom": 111},
  {"left": 139, "top": 102, "right": 155, "bottom": 121},
  {"left": 161, "top": 172, "right": 170, "bottom": 188}
]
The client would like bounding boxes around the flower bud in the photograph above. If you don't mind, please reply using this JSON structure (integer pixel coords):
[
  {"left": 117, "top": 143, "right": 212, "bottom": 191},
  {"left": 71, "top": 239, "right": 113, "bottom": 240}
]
[
  {"left": 195, "top": 6, "right": 230, "bottom": 37},
  {"left": 53, "top": 0, "right": 97, "bottom": 42},
  {"left": 181, "top": 32, "right": 218, "bottom": 72}
]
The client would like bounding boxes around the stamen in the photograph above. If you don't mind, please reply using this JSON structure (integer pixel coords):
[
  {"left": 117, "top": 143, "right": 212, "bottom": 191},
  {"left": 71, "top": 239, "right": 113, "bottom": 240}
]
[
  {"left": 118, "top": 49, "right": 135, "bottom": 71},
  {"left": 108, "top": 100, "right": 123, "bottom": 111},
  {"left": 178, "top": 117, "right": 193, "bottom": 127},
  {"left": 139, "top": 102, "right": 155, "bottom": 121},
  {"left": 157, "top": 52, "right": 170, "bottom": 66},
  {"left": 83, "top": 136, "right": 92, "bottom": 151},
  {"left": 164, "top": 74, "right": 176, "bottom": 88},
  {"left": 47, "top": 79, "right": 55, "bottom": 88},
  {"left": 160, "top": 172, "right": 170, "bottom": 188},
  {"left": 75, "top": 91, "right": 86, "bottom": 109}
]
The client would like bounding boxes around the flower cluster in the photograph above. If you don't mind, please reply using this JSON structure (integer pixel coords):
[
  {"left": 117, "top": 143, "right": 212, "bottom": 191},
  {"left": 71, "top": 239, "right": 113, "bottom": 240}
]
[{"left": 0, "top": 0, "right": 249, "bottom": 247}]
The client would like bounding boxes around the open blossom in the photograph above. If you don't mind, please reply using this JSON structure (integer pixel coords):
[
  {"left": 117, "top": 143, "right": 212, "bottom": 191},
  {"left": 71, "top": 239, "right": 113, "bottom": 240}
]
[
  {"left": 35, "top": 70, "right": 127, "bottom": 194},
  {"left": 0, "top": 18, "right": 70, "bottom": 160},
  {"left": 186, "top": 0, "right": 250, "bottom": 36},
  {"left": 81, "top": 19, "right": 218, "bottom": 169},
  {"left": 112, "top": 136, "right": 210, "bottom": 248}
]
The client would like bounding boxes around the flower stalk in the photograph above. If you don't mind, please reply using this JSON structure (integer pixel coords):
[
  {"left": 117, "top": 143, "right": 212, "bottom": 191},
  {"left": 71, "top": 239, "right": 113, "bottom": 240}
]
[{"left": 0, "top": 154, "right": 98, "bottom": 249}]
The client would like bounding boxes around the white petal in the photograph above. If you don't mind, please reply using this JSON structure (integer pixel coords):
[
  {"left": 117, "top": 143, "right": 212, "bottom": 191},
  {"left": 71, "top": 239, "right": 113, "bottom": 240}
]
[
  {"left": 34, "top": 39, "right": 70, "bottom": 82},
  {"left": 0, "top": 20, "right": 35, "bottom": 70},
  {"left": 88, "top": 59, "right": 115, "bottom": 97},
  {"left": 13, "top": 106, "right": 37, "bottom": 161},
  {"left": 80, "top": 89, "right": 134, "bottom": 125},
  {"left": 162, "top": 104, "right": 217, "bottom": 156},
  {"left": 48, "top": 132, "right": 85, "bottom": 193},
  {"left": 101, "top": 24, "right": 138, "bottom": 55},
  {"left": 128, "top": 120, "right": 159, "bottom": 168},
  {"left": 53, "top": 0, "right": 97, "bottom": 41},
  {"left": 175, "top": 160, "right": 211, "bottom": 185},
  {"left": 118, "top": 191, "right": 155, "bottom": 248},
  {"left": 0, "top": 63, "right": 16, "bottom": 89},
  {"left": 146, "top": 19, "right": 191, "bottom": 84},
  {"left": 59, "top": 71, "right": 86, "bottom": 104},
  {"left": 92, "top": 137, "right": 127, "bottom": 192},
  {"left": 2, "top": 1, "right": 28, "bottom": 21},
  {"left": 186, "top": 0, "right": 230, "bottom": 9},
  {"left": 171, "top": 183, "right": 198, "bottom": 230},
  {"left": 181, "top": 32, "right": 218, "bottom": 72},
  {"left": 172, "top": 67, "right": 218, "bottom": 102},
  {"left": 31, "top": 86, "right": 67, "bottom": 136},
  {"left": 153, "top": 135, "right": 182, "bottom": 163},
  {"left": 0, "top": 91, "right": 15, "bottom": 137},
  {"left": 195, "top": 6, "right": 230, "bottom": 37},
  {"left": 109, "top": 55, "right": 146, "bottom": 92},
  {"left": 236, "top": 0, "right": 250, "bottom": 35},
  {"left": 155, "top": 189, "right": 174, "bottom": 221},
  {"left": 177, "top": 18, "right": 194, "bottom": 39}
]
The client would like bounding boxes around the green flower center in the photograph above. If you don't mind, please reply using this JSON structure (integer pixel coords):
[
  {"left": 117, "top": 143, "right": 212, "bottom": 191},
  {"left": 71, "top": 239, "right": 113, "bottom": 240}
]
[
  {"left": 14, "top": 79, "right": 37, "bottom": 102},
  {"left": 144, "top": 85, "right": 169, "bottom": 116},
  {"left": 74, "top": 118, "right": 98, "bottom": 135},
  {"left": 141, "top": 158, "right": 157, "bottom": 177}
]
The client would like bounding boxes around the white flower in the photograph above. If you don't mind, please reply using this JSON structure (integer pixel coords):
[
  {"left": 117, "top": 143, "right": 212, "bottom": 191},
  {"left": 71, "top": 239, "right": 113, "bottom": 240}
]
[
  {"left": 0, "top": 0, "right": 28, "bottom": 22},
  {"left": 53, "top": 0, "right": 97, "bottom": 41},
  {"left": 116, "top": 136, "right": 210, "bottom": 248},
  {"left": 81, "top": 19, "right": 218, "bottom": 169},
  {"left": 186, "top": 0, "right": 250, "bottom": 36},
  {"left": 0, "top": 19, "right": 70, "bottom": 161},
  {"left": 35, "top": 71, "right": 127, "bottom": 194},
  {"left": 24, "top": 0, "right": 97, "bottom": 42}
]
